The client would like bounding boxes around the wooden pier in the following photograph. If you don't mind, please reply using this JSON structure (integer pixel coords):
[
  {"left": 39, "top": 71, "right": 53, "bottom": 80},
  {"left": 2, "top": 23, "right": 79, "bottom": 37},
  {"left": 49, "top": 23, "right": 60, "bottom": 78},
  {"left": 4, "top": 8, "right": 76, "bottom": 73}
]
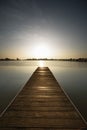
[{"left": 0, "top": 67, "right": 87, "bottom": 129}]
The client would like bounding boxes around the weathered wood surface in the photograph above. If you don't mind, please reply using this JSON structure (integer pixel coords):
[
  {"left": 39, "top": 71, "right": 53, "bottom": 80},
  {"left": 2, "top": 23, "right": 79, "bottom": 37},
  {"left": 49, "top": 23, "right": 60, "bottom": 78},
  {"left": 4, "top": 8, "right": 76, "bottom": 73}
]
[{"left": 0, "top": 67, "right": 86, "bottom": 130}]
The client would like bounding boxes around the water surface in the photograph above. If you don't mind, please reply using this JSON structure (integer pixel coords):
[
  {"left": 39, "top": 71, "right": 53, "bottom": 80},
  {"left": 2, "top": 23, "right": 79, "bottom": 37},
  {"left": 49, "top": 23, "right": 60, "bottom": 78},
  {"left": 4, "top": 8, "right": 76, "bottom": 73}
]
[{"left": 0, "top": 60, "right": 87, "bottom": 122}]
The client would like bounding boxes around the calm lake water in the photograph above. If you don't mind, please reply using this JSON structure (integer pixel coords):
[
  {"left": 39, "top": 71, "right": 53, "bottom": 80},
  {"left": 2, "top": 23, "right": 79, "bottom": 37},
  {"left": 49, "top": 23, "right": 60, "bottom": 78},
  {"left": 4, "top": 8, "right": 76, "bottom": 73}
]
[{"left": 0, "top": 60, "right": 87, "bottom": 122}]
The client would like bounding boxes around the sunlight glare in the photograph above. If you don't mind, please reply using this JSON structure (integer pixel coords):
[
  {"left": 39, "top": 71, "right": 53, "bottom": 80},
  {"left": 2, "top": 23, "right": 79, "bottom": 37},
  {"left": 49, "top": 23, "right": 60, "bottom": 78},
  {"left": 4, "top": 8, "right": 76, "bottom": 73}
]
[
  {"left": 33, "top": 44, "right": 50, "bottom": 59},
  {"left": 38, "top": 60, "right": 45, "bottom": 67}
]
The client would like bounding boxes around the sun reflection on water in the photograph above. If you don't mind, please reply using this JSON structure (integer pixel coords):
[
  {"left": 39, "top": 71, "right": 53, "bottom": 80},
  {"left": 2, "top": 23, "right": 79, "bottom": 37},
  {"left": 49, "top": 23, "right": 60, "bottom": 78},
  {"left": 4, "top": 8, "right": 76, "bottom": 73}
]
[{"left": 38, "top": 60, "right": 45, "bottom": 67}]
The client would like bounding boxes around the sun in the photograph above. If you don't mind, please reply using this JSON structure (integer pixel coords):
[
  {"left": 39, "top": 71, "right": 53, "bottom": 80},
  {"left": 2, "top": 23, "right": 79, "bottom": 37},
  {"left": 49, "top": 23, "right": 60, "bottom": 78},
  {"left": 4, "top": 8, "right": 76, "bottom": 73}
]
[{"left": 33, "top": 44, "right": 50, "bottom": 59}]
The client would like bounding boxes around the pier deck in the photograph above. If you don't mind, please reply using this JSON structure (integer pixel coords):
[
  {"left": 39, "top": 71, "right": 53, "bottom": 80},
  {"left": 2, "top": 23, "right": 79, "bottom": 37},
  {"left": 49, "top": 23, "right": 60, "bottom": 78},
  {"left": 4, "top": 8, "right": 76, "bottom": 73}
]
[{"left": 0, "top": 67, "right": 86, "bottom": 129}]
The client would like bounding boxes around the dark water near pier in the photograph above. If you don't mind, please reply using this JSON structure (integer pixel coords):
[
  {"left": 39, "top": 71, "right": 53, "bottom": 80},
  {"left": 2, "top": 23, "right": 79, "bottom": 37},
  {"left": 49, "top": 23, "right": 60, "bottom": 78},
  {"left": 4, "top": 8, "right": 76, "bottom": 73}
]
[{"left": 0, "top": 60, "right": 87, "bottom": 122}]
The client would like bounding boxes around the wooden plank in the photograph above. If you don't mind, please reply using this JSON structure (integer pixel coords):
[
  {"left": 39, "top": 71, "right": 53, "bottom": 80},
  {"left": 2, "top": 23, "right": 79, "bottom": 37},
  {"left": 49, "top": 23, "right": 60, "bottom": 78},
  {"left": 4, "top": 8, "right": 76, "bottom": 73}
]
[{"left": 0, "top": 67, "right": 87, "bottom": 129}]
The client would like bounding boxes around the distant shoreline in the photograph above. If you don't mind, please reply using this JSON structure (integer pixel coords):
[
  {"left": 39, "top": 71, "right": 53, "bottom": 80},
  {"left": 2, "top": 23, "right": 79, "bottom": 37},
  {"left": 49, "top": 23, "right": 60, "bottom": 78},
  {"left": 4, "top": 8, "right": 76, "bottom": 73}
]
[{"left": 0, "top": 58, "right": 87, "bottom": 62}]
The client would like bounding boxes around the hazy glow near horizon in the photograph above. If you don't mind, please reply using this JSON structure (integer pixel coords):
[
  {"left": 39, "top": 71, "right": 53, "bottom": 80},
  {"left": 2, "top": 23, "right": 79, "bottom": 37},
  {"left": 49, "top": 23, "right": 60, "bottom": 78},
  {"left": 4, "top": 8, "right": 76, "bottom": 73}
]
[{"left": 32, "top": 44, "right": 50, "bottom": 58}]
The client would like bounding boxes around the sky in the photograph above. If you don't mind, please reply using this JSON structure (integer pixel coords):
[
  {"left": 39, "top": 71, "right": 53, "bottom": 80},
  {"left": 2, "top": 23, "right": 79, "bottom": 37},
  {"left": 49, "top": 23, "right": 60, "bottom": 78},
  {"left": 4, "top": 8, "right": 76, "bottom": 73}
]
[{"left": 0, "top": 0, "right": 87, "bottom": 59}]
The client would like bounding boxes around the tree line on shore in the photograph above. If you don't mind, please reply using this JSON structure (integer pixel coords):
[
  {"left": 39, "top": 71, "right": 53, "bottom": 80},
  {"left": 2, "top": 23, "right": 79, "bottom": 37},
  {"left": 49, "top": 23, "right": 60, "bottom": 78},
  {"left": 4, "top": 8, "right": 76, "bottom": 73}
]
[{"left": 0, "top": 58, "right": 87, "bottom": 62}]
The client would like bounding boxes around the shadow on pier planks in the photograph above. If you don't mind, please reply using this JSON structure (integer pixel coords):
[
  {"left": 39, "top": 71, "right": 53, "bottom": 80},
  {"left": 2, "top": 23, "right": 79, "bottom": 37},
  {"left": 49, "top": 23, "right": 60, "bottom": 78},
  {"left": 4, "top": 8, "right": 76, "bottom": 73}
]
[{"left": 0, "top": 67, "right": 87, "bottom": 130}]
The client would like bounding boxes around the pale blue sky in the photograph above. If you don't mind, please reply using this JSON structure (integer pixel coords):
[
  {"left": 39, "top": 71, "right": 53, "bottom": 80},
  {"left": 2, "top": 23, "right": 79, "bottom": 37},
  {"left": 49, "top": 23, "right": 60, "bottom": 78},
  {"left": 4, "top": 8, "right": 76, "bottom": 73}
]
[{"left": 0, "top": 0, "right": 87, "bottom": 59}]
